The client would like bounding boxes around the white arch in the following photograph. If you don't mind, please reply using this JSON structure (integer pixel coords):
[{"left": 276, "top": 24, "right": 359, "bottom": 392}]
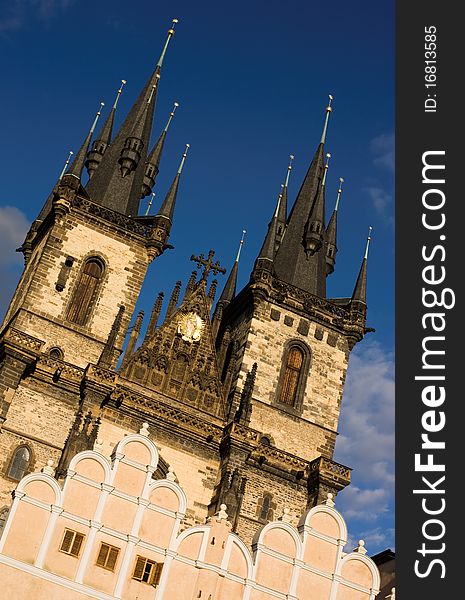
[
  {"left": 16, "top": 472, "right": 62, "bottom": 506},
  {"left": 68, "top": 449, "right": 112, "bottom": 484},
  {"left": 252, "top": 520, "right": 304, "bottom": 562},
  {"left": 146, "top": 478, "right": 188, "bottom": 515},
  {"left": 113, "top": 432, "right": 159, "bottom": 468},
  {"left": 297, "top": 503, "right": 348, "bottom": 544},
  {"left": 222, "top": 531, "right": 254, "bottom": 580},
  {"left": 338, "top": 552, "right": 381, "bottom": 592}
]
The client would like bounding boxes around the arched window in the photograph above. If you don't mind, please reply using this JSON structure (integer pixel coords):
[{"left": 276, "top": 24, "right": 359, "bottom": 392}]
[
  {"left": 275, "top": 341, "right": 311, "bottom": 412},
  {"left": 279, "top": 346, "right": 304, "bottom": 405},
  {"left": 67, "top": 258, "right": 104, "bottom": 326},
  {"left": 7, "top": 446, "right": 31, "bottom": 481}
]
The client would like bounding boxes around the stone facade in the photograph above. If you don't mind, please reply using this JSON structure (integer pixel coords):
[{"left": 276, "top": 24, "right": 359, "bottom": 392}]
[{"left": 0, "top": 431, "right": 381, "bottom": 600}]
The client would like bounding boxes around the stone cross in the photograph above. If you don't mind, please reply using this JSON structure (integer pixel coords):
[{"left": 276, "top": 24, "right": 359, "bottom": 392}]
[{"left": 190, "top": 250, "right": 226, "bottom": 281}]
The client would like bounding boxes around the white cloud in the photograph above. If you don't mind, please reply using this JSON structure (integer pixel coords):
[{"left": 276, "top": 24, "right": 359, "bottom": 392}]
[
  {"left": 371, "top": 132, "right": 395, "bottom": 173},
  {"left": 334, "top": 340, "right": 395, "bottom": 553},
  {"left": 0, "top": 206, "right": 29, "bottom": 265},
  {"left": 364, "top": 186, "right": 393, "bottom": 221}
]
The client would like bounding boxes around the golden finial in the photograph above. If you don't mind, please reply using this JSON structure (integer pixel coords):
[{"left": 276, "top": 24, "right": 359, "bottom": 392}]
[
  {"left": 59, "top": 150, "right": 74, "bottom": 180},
  {"left": 145, "top": 192, "right": 155, "bottom": 216},
  {"left": 364, "top": 226, "right": 373, "bottom": 259},
  {"left": 89, "top": 101, "right": 105, "bottom": 135},
  {"left": 334, "top": 177, "right": 344, "bottom": 211},
  {"left": 320, "top": 94, "right": 334, "bottom": 144},
  {"left": 164, "top": 101, "right": 180, "bottom": 132},
  {"left": 284, "top": 154, "right": 294, "bottom": 188},
  {"left": 113, "top": 79, "right": 126, "bottom": 109},
  {"left": 177, "top": 143, "right": 190, "bottom": 174},
  {"left": 236, "top": 229, "right": 247, "bottom": 262},
  {"left": 322, "top": 152, "right": 331, "bottom": 186},
  {"left": 157, "top": 18, "right": 179, "bottom": 68}
]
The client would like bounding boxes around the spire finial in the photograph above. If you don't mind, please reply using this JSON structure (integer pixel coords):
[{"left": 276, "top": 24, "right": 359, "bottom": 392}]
[
  {"left": 165, "top": 101, "right": 179, "bottom": 132},
  {"left": 59, "top": 151, "right": 74, "bottom": 180},
  {"left": 145, "top": 192, "right": 155, "bottom": 216},
  {"left": 284, "top": 154, "right": 294, "bottom": 188},
  {"left": 322, "top": 152, "right": 331, "bottom": 186},
  {"left": 113, "top": 79, "right": 127, "bottom": 109},
  {"left": 236, "top": 229, "right": 247, "bottom": 262},
  {"left": 334, "top": 177, "right": 344, "bottom": 211},
  {"left": 320, "top": 94, "right": 334, "bottom": 144},
  {"left": 157, "top": 18, "right": 179, "bottom": 68},
  {"left": 364, "top": 226, "right": 373, "bottom": 259},
  {"left": 90, "top": 102, "right": 105, "bottom": 136},
  {"left": 177, "top": 143, "right": 190, "bottom": 174},
  {"left": 147, "top": 84, "right": 157, "bottom": 105}
]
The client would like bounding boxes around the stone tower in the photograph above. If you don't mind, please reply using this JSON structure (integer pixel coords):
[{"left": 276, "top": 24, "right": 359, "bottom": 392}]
[{"left": 0, "top": 28, "right": 370, "bottom": 546}]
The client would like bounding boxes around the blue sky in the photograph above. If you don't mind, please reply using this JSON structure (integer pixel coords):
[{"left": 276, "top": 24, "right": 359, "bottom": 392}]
[{"left": 0, "top": 1, "right": 394, "bottom": 555}]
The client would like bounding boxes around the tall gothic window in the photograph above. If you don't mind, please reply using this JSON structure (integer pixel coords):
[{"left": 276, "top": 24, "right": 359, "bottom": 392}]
[
  {"left": 7, "top": 446, "right": 31, "bottom": 481},
  {"left": 279, "top": 346, "right": 304, "bottom": 405},
  {"left": 67, "top": 258, "right": 104, "bottom": 326},
  {"left": 275, "top": 340, "right": 311, "bottom": 412}
]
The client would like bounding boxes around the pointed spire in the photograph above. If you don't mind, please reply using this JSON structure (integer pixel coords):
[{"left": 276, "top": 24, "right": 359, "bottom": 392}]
[
  {"left": 155, "top": 143, "right": 189, "bottom": 223},
  {"left": 274, "top": 97, "right": 334, "bottom": 297},
  {"left": 219, "top": 230, "right": 246, "bottom": 305},
  {"left": 120, "top": 310, "right": 144, "bottom": 369},
  {"left": 145, "top": 292, "right": 164, "bottom": 340},
  {"left": 325, "top": 177, "right": 343, "bottom": 275},
  {"left": 275, "top": 154, "right": 294, "bottom": 250},
  {"left": 320, "top": 94, "right": 334, "bottom": 144},
  {"left": 352, "top": 226, "right": 372, "bottom": 303},
  {"left": 86, "top": 80, "right": 126, "bottom": 178},
  {"left": 165, "top": 280, "right": 182, "bottom": 321},
  {"left": 86, "top": 19, "right": 179, "bottom": 216},
  {"left": 141, "top": 101, "right": 180, "bottom": 198},
  {"left": 98, "top": 305, "right": 125, "bottom": 368},
  {"left": 67, "top": 102, "right": 104, "bottom": 179},
  {"left": 59, "top": 151, "right": 74, "bottom": 180}
]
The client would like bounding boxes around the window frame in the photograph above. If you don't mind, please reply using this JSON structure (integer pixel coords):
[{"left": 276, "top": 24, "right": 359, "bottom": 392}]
[
  {"left": 95, "top": 542, "right": 120, "bottom": 572},
  {"left": 59, "top": 528, "right": 85, "bottom": 558},
  {"left": 132, "top": 555, "right": 163, "bottom": 586},
  {"left": 273, "top": 339, "right": 311, "bottom": 414},
  {"left": 67, "top": 256, "right": 105, "bottom": 327},
  {"left": 6, "top": 444, "right": 32, "bottom": 481}
]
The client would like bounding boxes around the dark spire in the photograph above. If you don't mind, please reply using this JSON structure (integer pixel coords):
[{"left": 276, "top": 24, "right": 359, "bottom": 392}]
[
  {"left": 255, "top": 206, "right": 278, "bottom": 272},
  {"left": 97, "top": 305, "right": 125, "bottom": 368},
  {"left": 275, "top": 155, "right": 294, "bottom": 251},
  {"left": 85, "top": 19, "right": 179, "bottom": 216},
  {"left": 86, "top": 80, "right": 126, "bottom": 178},
  {"left": 145, "top": 292, "right": 164, "bottom": 340},
  {"left": 303, "top": 151, "right": 330, "bottom": 257},
  {"left": 155, "top": 143, "right": 189, "bottom": 222},
  {"left": 165, "top": 280, "right": 182, "bottom": 321},
  {"left": 66, "top": 102, "right": 105, "bottom": 179},
  {"left": 325, "top": 177, "right": 343, "bottom": 275},
  {"left": 219, "top": 230, "right": 246, "bottom": 305},
  {"left": 121, "top": 310, "right": 144, "bottom": 369},
  {"left": 141, "top": 101, "right": 179, "bottom": 199},
  {"left": 352, "top": 227, "right": 372, "bottom": 303},
  {"left": 273, "top": 95, "right": 334, "bottom": 297}
]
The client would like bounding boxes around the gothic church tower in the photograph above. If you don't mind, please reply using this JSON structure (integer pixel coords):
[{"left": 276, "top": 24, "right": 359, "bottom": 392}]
[{"left": 0, "top": 24, "right": 371, "bottom": 547}]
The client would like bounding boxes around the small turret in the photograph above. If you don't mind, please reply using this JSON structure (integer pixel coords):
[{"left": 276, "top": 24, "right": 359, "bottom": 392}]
[
  {"left": 141, "top": 101, "right": 179, "bottom": 198},
  {"left": 325, "top": 177, "right": 343, "bottom": 275},
  {"left": 86, "top": 80, "right": 126, "bottom": 178},
  {"left": 352, "top": 226, "right": 372, "bottom": 305}
]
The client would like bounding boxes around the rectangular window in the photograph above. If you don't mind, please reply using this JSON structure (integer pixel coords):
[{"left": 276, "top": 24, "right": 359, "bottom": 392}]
[
  {"left": 96, "top": 542, "right": 120, "bottom": 571},
  {"left": 59, "top": 528, "right": 85, "bottom": 557},
  {"left": 132, "top": 555, "right": 163, "bottom": 586}
]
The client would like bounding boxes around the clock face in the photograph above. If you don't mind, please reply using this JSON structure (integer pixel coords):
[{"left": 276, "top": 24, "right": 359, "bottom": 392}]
[{"left": 177, "top": 312, "right": 204, "bottom": 343}]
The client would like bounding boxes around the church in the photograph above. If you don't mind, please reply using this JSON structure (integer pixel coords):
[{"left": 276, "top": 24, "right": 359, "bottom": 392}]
[{"left": 0, "top": 19, "right": 389, "bottom": 600}]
